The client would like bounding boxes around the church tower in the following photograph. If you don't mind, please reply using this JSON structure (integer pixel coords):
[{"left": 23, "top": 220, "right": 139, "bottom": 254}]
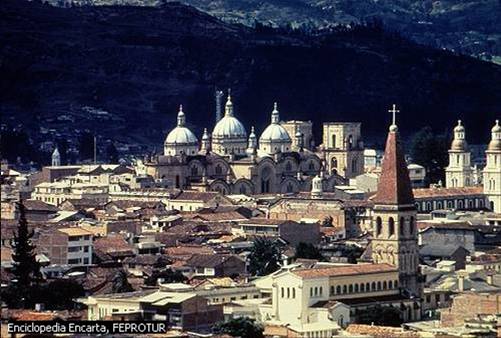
[
  {"left": 483, "top": 120, "right": 501, "bottom": 212},
  {"left": 446, "top": 120, "right": 473, "bottom": 187},
  {"left": 322, "top": 122, "right": 363, "bottom": 178},
  {"left": 371, "top": 106, "right": 420, "bottom": 296},
  {"left": 52, "top": 147, "right": 61, "bottom": 166}
]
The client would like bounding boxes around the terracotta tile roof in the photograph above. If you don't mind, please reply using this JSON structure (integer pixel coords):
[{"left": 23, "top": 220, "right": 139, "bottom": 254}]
[
  {"left": 174, "top": 190, "right": 222, "bottom": 202},
  {"left": 93, "top": 234, "right": 134, "bottom": 254},
  {"left": 346, "top": 324, "right": 419, "bottom": 337},
  {"left": 372, "top": 129, "right": 414, "bottom": 206},
  {"left": 24, "top": 199, "right": 59, "bottom": 212},
  {"left": 292, "top": 263, "right": 397, "bottom": 279},
  {"left": 413, "top": 186, "right": 483, "bottom": 198},
  {"left": 58, "top": 227, "right": 93, "bottom": 237},
  {"left": 165, "top": 245, "right": 214, "bottom": 257},
  {"left": 186, "top": 211, "right": 248, "bottom": 222},
  {"left": 185, "top": 254, "right": 243, "bottom": 268}
]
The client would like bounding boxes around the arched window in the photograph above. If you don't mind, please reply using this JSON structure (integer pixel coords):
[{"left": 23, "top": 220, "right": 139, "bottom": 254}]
[
  {"left": 371, "top": 282, "right": 376, "bottom": 291},
  {"left": 292, "top": 288, "right": 296, "bottom": 298},
  {"left": 377, "top": 281, "right": 381, "bottom": 290},
  {"left": 330, "top": 286, "right": 335, "bottom": 295},
  {"left": 400, "top": 217, "right": 405, "bottom": 236},
  {"left": 281, "top": 287, "right": 284, "bottom": 298},
  {"left": 375, "top": 217, "right": 382, "bottom": 236},
  {"left": 215, "top": 164, "right": 222, "bottom": 175},
  {"left": 308, "top": 161, "right": 315, "bottom": 171},
  {"left": 347, "top": 135, "right": 353, "bottom": 149},
  {"left": 348, "top": 285, "right": 353, "bottom": 293},
  {"left": 319, "top": 286, "right": 323, "bottom": 295},
  {"left": 389, "top": 217, "right": 395, "bottom": 236},
  {"left": 331, "top": 157, "right": 338, "bottom": 169},
  {"left": 336, "top": 286, "right": 341, "bottom": 294},
  {"left": 286, "top": 183, "right": 293, "bottom": 193},
  {"left": 360, "top": 283, "right": 365, "bottom": 292},
  {"left": 191, "top": 166, "right": 198, "bottom": 176},
  {"left": 285, "top": 161, "right": 292, "bottom": 172},
  {"left": 314, "top": 287, "right": 318, "bottom": 296},
  {"left": 394, "top": 280, "right": 399, "bottom": 288},
  {"left": 239, "top": 185, "right": 247, "bottom": 194},
  {"left": 287, "top": 288, "right": 290, "bottom": 298},
  {"left": 383, "top": 281, "right": 387, "bottom": 290},
  {"left": 409, "top": 216, "right": 414, "bottom": 235},
  {"left": 366, "top": 282, "right": 370, "bottom": 292},
  {"left": 343, "top": 285, "right": 347, "bottom": 294},
  {"left": 351, "top": 158, "right": 357, "bottom": 173},
  {"left": 389, "top": 280, "right": 393, "bottom": 289},
  {"left": 354, "top": 284, "right": 359, "bottom": 293},
  {"left": 310, "top": 288, "right": 313, "bottom": 297}
]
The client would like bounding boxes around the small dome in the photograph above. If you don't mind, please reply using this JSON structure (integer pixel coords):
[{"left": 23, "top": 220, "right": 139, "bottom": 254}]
[
  {"left": 212, "top": 95, "right": 247, "bottom": 138},
  {"left": 451, "top": 139, "right": 468, "bottom": 151},
  {"left": 492, "top": 120, "right": 501, "bottom": 133},
  {"left": 488, "top": 120, "right": 501, "bottom": 151},
  {"left": 259, "top": 103, "right": 291, "bottom": 143},
  {"left": 165, "top": 106, "right": 198, "bottom": 146},
  {"left": 454, "top": 120, "right": 465, "bottom": 133}
]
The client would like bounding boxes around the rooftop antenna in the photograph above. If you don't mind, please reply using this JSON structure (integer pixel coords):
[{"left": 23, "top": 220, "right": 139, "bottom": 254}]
[
  {"left": 93, "top": 135, "right": 97, "bottom": 164},
  {"left": 215, "top": 89, "right": 224, "bottom": 123}
]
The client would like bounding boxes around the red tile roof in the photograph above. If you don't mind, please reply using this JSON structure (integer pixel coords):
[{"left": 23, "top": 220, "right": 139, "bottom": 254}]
[
  {"left": 373, "top": 129, "right": 414, "bottom": 206},
  {"left": 292, "top": 263, "right": 397, "bottom": 279},
  {"left": 413, "top": 186, "right": 483, "bottom": 198}
]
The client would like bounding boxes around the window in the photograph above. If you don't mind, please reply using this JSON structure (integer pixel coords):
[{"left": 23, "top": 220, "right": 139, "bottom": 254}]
[
  {"left": 343, "top": 285, "right": 347, "bottom": 294},
  {"left": 281, "top": 288, "right": 284, "bottom": 298},
  {"left": 308, "top": 162, "right": 314, "bottom": 171},
  {"left": 348, "top": 285, "right": 353, "bottom": 293},
  {"left": 285, "top": 162, "right": 292, "bottom": 172},
  {"left": 409, "top": 217, "right": 414, "bottom": 235},
  {"left": 360, "top": 283, "right": 365, "bottom": 292},
  {"left": 400, "top": 217, "right": 405, "bottom": 236},
  {"left": 319, "top": 286, "right": 323, "bottom": 295},
  {"left": 383, "top": 281, "right": 387, "bottom": 290},
  {"left": 336, "top": 286, "right": 341, "bottom": 294},
  {"left": 389, "top": 280, "right": 393, "bottom": 289},
  {"left": 377, "top": 281, "right": 381, "bottom": 290},
  {"left": 330, "top": 286, "right": 335, "bottom": 295},
  {"left": 292, "top": 288, "right": 296, "bottom": 299},
  {"left": 287, "top": 288, "right": 290, "bottom": 298},
  {"left": 215, "top": 165, "right": 222, "bottom": 175},
  {"left": 331, "top": 134, "right": 336, "bottom": 148},
  {"left": 371, "top": 282, "right": 376, "bottom": 291},
  {"left": 375, "top": 217, "right": 382, "bottom": 236},
  {"left": 366, "top": 282, "right": 370, "bottom": 291},
  {"left": 354, "top": 284, "right": 359, "bottom": 293},
  {"left": 388, "top": 217, "right": 395, "bottom": 236},
  {"left": 191, "top": 166, "right": 198, "bottom": 176}
]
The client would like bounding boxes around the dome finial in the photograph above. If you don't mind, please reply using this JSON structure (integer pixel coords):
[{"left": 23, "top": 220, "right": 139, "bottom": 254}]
[
  {"left": 457, "top": 119, "right": 462, "bottom": 126},
  {"left": 271, "top": 102, "right": 280, "bottom": 124},
  {"left": 225, "top": 90, "right": 234, "bottom": 117},
  {"left": 177, "top": 104, "right": 185, "bottom": 127}
]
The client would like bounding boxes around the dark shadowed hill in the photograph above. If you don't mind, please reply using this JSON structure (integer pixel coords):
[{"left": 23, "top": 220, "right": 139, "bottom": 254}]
[{"left": 1, "top": 0, "right": 500, "bottom": 149}]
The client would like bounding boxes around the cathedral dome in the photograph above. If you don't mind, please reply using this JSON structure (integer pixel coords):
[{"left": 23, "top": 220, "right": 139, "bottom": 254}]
[
  {"left": 212, "top": 95, "right": 247, "bottom": 139},
  {"left": 259, "top": 103, "right": 291, "bottom": 143},
  {"left": 165, "top": 106, "right": 198, "bottom": 146},
  {"left": 451, "top": 139, "right": 468, "bottom": 151},
  {"left": 450, "top": 120, "right": 468, "bottom": 151}
]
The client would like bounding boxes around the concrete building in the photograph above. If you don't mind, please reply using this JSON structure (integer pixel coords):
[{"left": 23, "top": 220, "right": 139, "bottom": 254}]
[{"left": 36, "top": 227, "right": 93, "bottom": 266}]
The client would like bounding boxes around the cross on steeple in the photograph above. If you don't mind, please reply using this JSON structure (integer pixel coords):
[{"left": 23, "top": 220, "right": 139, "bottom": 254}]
[{"left": 388, "top": 104, "right": 399, "bottom": 125}]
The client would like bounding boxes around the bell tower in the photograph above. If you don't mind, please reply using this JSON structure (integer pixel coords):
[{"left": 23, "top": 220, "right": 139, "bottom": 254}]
[
  {"left": 371, "top": 105, "right": 420, "bottom": 296},
  {"left": 446, "top": 120, "right": 473, "bottom": 187},
  {"left": 483, "top": 120, "right": 501, "bottom": 212}
]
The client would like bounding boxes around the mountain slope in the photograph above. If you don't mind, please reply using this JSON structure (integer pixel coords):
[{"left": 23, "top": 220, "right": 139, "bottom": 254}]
[{"left": 1, "top": 0, "right": 500, "bottom": 149}]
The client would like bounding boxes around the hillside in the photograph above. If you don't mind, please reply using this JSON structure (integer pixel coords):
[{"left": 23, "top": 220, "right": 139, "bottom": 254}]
[{"left": 1, "top": 0, "right": 500, "bottom": 151}]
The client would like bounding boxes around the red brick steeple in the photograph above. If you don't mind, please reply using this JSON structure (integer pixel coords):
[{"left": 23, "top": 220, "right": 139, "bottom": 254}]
[{"left": 373, "top": 113, "right": 415, "bottom": 206}]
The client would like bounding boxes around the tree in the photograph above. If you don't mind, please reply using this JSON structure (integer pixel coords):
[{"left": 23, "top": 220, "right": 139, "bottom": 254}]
[
  {"left": 213, "top": 317, "right": 264, "bottom": 338},
  {"left": 248, "top": 237, "right": 282, "bottom": 276},
  {"left": 322, "top": 215, "right": 333, "bottom": 227},
  {"left": 355, "top": 305, "right": 403, "bottom": 327},
  {"left": 294, "top": 242, "right": 325, "bottom": 261},
  {"left": 111, "top": 270, "right": 133, "bottom": 293},
  {"left": 78, "top": 131, "right": 95, "bottom": 161},
  {"left": 105, "top": 142, "right": 119, "bottom": 163},
  {"left": 409, "top": 127, "right": 449, "bottom": 185},
  {"left": 145, "top": 268, "right": 187, "bottom": 286},
  {"left": 39, "top": 279, "right": 85, "bottom": 310},
  {"left": 11, "top": 200, "right": 41, "bottom": 290}
]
